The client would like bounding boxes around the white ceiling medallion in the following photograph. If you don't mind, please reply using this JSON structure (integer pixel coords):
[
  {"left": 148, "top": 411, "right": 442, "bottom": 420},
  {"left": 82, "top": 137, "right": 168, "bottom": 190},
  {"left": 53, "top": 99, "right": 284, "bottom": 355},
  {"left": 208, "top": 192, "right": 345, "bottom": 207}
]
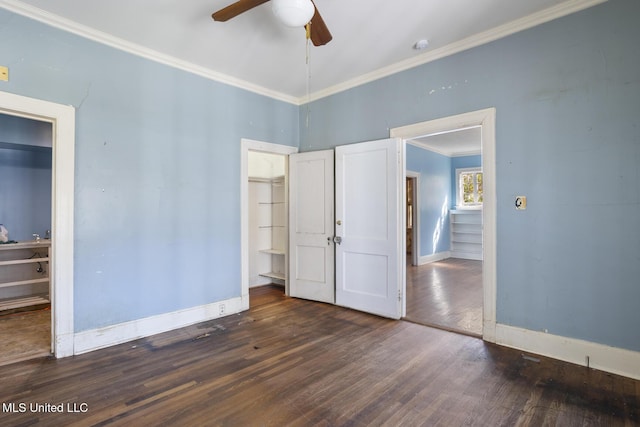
[
  {"left": 272, "top": 0, "right": 315, "bottom": 27},
  {"left": 413, "top": 39, "right": 430, "bottom": 50}
]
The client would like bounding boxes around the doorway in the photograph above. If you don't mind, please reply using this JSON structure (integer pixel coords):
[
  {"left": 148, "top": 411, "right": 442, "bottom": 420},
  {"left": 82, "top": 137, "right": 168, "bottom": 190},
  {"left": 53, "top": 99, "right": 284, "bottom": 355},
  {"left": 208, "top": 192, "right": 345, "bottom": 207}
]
[
  {"left": 247, "top": 151, "right": 287, "bottom": 297},
  {"left": 405, "top": 173, "right": 420, "bottom": 268},
  {"left": 240, "top": 139, "right": 297, "bottom": 309},
  {"left": 0, "top": 113, "right": 53, "bottom": 364},
  {"left": 392, "top": 108, "right": 497, "bottom": 341},
  {"left": 0, "top": 90, "right": 75, "bottom": 359},
  {"left": 242, "top": 138, "right": 404, "bottom": 320},
  {"left": 404, "top": 128, "right": 483, "bottom": 336}
]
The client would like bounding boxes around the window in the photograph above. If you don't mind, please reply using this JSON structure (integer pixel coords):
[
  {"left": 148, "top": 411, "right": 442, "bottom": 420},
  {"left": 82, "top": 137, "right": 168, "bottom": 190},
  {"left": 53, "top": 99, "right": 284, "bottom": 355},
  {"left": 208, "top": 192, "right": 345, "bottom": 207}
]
[{"left": 456, "top": 168, "right": 483, "bottom": 208}]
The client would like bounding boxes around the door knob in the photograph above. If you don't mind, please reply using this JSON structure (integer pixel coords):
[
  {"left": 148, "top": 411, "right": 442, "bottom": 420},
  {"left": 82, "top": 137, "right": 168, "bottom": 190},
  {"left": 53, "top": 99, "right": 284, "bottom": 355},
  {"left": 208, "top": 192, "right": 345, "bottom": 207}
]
[
  {"left": 333, "top": 236, "right": 342, "bottom": 244},
  {"left": 336, "top": 220, "right": 342, "bottom": 225}
]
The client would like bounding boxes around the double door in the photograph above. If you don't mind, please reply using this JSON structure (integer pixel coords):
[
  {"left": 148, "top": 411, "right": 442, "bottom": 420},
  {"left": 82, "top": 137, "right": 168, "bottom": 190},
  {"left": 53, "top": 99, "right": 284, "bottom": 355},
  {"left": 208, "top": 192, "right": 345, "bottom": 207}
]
[{"left": 289, "top": 138, "right": 403, "bottom": 319}]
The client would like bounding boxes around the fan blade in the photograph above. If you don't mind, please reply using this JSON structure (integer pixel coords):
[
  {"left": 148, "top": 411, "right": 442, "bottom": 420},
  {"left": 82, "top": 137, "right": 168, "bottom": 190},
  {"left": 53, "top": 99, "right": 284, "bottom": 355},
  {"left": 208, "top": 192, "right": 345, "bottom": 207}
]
[
  {"left": 212, "top": 0, "right": 270, "bottom": 22},
  {"left": 308, "top": 1, "right": 332, "bottom": 46}
]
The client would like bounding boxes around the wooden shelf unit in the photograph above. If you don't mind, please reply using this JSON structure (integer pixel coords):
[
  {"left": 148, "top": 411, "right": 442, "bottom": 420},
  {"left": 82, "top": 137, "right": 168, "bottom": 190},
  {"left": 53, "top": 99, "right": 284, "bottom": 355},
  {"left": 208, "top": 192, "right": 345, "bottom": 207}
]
[
  {"left": 450, "top": 210, "right": 483, "bottom": 260},
  {"left": 249, "top": 176, "right": 287, "bottom": 287},
  {"left": 0, "top": 241, "right": 51, "bottom": 311}
]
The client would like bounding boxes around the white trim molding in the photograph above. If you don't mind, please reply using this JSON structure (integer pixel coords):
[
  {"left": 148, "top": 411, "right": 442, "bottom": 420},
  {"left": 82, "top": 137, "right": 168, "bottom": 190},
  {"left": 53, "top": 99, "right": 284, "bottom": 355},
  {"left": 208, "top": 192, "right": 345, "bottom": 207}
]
[
  {"left": 418, "top": 251, "right": 451, "bottom": 266},
  {"left": 0, "top": 91, "right": 75, "bottom": 358},
  {"left": 0, "top": 0, "right": 299, "bottom": 105},
  {"left": 74, "top": 296, "right": 244, "bottom": 355},
  {"left": 392, "top": 107, "right": 497, "bottom": 343},
  {"left": 496, "top": 324, "right": 640, "bottom": 381},
  {"left": 304, "top": 0, "right": 608, "bottom": 103},
  {"left": 0, "top": 0, "right": 607, "bottom": 105},
  {"left": 407, "top": 139, "right": 481, "bottom": 158}
]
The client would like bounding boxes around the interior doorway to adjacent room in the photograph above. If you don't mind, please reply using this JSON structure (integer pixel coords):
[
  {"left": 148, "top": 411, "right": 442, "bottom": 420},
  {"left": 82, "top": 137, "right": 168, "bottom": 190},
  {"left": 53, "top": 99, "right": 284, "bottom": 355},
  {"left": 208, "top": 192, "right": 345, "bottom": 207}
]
[
  {"left": 0, "top": 90, "right": 77, "bottom": 361},
  {"left": 392, "top": 109, "right": 496, "bottom": 338},
  {"left": 403, "top": 127, "right": 483, "bottom": 336},
  {"left": 0, "top": 113, "right": 53, "bottom": 365}
]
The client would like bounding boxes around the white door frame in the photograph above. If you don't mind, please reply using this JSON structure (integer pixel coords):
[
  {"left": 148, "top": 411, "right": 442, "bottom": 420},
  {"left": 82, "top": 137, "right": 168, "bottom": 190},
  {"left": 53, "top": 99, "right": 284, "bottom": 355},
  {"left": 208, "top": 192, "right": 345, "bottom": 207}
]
[
  {"left": 0, "top": 91, "right": 75, "bottom": 357},
  {"left": 391, "top": 108, "right": 497, "bottom": 342},
  {"left": 240, "top": 139, "right": 297, "bottom": 309}
]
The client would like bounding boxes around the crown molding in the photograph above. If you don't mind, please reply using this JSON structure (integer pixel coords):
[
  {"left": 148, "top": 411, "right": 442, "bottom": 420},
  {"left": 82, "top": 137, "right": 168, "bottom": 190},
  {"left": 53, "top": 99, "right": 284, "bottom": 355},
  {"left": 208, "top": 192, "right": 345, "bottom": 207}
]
[
  {"left": 0, "top": 0, "right": 300, "bottom": 105},
  {"left": 1, "top": 0, "right": 606, "bottom": 106},
  {"left": 299, "top": 0, "right": 607, "bottom": 104},
  {"left": 407, "top": 139, "right": 481, "bottom": 158}
]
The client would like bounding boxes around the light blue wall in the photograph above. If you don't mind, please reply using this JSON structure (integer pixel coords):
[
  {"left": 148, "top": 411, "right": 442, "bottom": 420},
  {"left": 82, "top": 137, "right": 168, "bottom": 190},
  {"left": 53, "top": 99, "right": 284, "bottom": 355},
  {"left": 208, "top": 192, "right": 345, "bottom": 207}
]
[
  {"left": 0, "top": 114, "right": 52, "bottom": 148},
  {"left": 300, "top": 0, "right": 640, "bottom": 352},
  {"left": 0, "top": 9, "right": 298, "bottom": 331},
  {"left": 406, "top": 144, "right": 451, "bottom": 256},
  {"left": 0, "top": 115, "right": 53, "bottom": 241},
  {"left": 2, "top": 0, "right": 639, "bottom": 353},
  {"left": 451, "top": 155, "right": 481, "bottom": 209},
  {"left": 0, "top": 146, "right": 52, "bottom": 241}
]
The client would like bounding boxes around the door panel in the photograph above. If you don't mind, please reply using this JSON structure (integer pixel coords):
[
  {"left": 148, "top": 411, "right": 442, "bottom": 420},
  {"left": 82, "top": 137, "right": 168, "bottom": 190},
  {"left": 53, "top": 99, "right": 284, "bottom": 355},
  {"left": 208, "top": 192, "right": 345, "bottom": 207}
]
[
  {"left": 289, "top": 150, "right": 335, "bottom": 303},
  {"left": 335, "top": 138, "right": 402, "bottom": 319}
]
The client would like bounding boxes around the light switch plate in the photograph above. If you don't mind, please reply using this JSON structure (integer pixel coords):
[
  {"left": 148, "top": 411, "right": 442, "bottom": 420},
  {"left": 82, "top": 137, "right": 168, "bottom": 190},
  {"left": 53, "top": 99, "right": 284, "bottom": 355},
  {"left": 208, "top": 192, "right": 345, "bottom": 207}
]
[
  {"left": 515, "top": 196, "right": 527, "bottom": 210},
  {"left": 0, "top": 66, "right": 8, "bottom": 82}
]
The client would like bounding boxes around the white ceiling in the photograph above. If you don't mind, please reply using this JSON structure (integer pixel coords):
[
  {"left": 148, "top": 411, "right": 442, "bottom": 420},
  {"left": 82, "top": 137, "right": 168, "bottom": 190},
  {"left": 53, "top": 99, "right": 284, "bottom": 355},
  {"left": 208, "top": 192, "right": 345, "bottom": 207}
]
[{"left": 1, "top": 0, "right": 604, "bottom": 103}]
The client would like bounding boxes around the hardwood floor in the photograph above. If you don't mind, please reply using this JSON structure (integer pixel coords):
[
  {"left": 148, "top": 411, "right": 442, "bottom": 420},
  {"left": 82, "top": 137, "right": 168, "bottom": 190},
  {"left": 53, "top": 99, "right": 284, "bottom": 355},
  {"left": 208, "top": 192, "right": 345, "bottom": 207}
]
[
  {"left": 1, "top": 285, "right": 638, "bottom": 426},
  {"left": 405, "top": 257, "right": 483, "bottom": 336},
  {"left": 0, "top": 306, "right": 51, "bottom": 366}
]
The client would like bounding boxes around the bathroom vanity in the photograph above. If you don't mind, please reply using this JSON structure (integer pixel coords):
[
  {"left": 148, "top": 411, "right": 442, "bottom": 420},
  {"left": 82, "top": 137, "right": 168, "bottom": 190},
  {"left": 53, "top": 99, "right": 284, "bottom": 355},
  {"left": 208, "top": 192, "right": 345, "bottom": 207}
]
[{"left": 0, "top": 240, "right": 50, "bottom": 311}]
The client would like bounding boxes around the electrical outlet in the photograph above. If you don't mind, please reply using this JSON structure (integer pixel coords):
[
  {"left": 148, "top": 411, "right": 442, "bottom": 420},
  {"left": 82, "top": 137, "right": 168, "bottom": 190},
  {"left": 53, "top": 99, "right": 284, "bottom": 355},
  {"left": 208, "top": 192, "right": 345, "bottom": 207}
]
[
  {"left": 515, "top": 196, "right": 527, "bottom": 210},
  {"left": 219, "top": 303, "right": 226, "bottom": 316}
]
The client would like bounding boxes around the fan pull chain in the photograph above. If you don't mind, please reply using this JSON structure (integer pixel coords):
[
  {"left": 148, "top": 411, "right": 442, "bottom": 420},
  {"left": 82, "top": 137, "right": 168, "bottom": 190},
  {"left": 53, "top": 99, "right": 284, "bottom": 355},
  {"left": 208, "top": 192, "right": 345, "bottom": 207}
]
[{"left": 305, "top": 22, "right": 311, "bottom": 128}]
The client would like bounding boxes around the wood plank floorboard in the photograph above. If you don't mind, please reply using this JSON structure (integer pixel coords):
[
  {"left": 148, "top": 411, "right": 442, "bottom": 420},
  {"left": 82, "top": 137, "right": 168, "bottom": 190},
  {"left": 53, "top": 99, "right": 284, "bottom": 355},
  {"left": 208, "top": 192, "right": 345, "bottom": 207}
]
[
  {"left": 405, "top": 258, "right": 483, "bottom": 336},
  {"left": 0, "top": 285, "right": 638, "bottom": 426},
  {"left": 0, "top": 307, "right": 51, "bottom": 366}
]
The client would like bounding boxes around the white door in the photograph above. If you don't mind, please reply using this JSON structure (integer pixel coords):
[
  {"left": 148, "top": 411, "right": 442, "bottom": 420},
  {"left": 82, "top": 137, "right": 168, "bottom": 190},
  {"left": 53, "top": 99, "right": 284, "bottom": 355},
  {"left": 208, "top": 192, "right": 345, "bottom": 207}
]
[
  {"left": 335, "top": 138, "right": 403, "bottom": 319},
  {"left": 289, "top": 150, "right": 335, "bottom": 303}
]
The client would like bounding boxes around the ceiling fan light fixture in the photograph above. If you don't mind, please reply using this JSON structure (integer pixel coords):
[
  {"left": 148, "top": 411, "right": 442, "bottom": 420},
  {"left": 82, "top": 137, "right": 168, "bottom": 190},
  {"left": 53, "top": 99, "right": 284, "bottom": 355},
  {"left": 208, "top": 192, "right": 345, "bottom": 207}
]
[{"left": 272, "top": 0, "right": 315, "bottom": 27}]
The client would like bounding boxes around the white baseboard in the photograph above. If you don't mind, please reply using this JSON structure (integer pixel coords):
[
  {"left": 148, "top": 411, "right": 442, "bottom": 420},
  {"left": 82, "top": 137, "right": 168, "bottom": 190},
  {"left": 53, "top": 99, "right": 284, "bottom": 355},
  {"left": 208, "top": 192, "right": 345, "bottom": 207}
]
[
  {"left": 451, "top": 251, "right": 483, "bottom": 261},
  {"left": 249, "top": 275, "right": 272, "bottom": 288},
  {"left": 55, "top": 332, "right": 75, "bottom": 358},
  {"left": 73, "top": 296, "right": 244, "bottom": 355},
  {"left": 418, "top": 251, "right": 451, "bottom": 265},
  {"left": 495, "top": 323, "right": 640, "bottom": 380}
]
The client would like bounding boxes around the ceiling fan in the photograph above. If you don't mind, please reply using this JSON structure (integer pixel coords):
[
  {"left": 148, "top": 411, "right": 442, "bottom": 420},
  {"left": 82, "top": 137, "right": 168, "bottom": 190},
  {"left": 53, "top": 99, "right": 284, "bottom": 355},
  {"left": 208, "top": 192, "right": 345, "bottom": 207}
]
[{"left": 212, "top": 0, "right": 333, "bottom": 46}]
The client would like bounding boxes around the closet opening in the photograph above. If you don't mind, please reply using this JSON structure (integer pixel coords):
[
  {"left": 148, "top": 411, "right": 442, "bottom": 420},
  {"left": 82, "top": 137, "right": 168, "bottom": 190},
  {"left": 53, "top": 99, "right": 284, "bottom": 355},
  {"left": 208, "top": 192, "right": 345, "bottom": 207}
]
[
  {"left": 0, "top": 113, "right": 53, "bottom": 365},
  {"left": 248, "top": 151, "right": 287, "bottom": 300},
  {"left": 240, "top": 139, "right": 297, "bottom": 310}
]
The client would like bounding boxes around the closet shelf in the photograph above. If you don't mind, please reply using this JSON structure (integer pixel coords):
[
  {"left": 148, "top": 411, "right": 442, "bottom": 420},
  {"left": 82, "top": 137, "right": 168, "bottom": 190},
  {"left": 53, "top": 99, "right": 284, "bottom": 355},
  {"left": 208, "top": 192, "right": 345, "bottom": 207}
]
[
  {"left": 0, "top": 294, "right": 50, "bottom": 311},
  {"left": 259, "top": 272, "right": 286, "bottom": 281},
  {"left": 259, "top": 249, "right": 285, "bottom": 255},
  {"left": 0, "top": 257, "right": 49, "bottom": 267},
  {"left": 0, "top": 277, "right": 49, "bottom": 289},
  {"left": 250, "top": 174, "right": 287, "bottom": 286},
  {"left": 0, "top": 241, "right": 51, "bottom": 311},
  {"left": 0, "top": 241, "right": 50, "bottom": 251}
]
